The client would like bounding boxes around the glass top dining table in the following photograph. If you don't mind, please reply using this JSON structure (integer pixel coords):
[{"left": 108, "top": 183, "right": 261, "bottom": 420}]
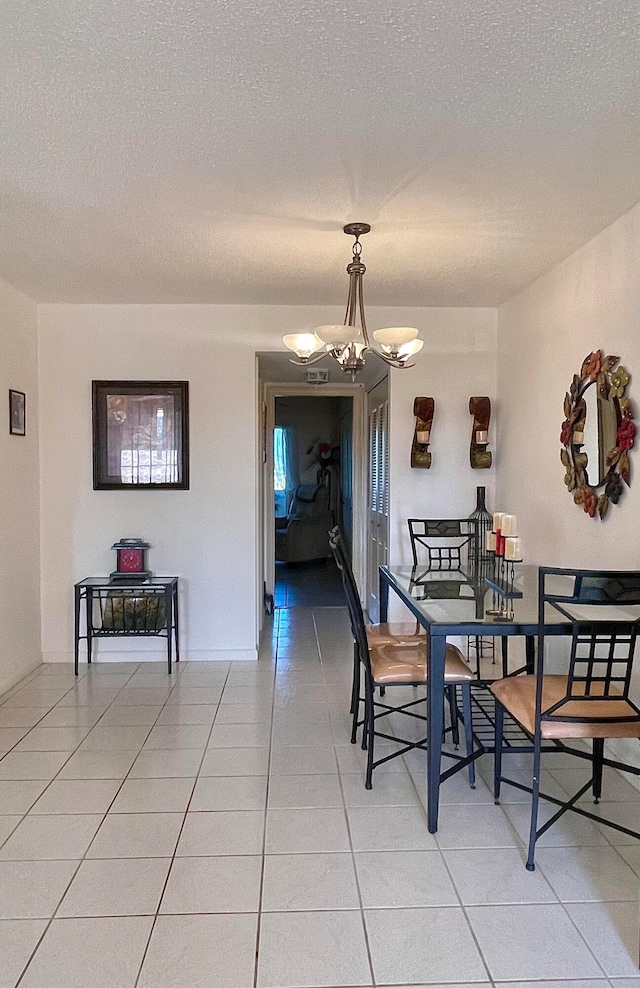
[
  {"left": 378, "top": 563, "right": 570, "bottom": 834},
  {"left": 380, "top": 563, "right": 566, "bottom": 634}
]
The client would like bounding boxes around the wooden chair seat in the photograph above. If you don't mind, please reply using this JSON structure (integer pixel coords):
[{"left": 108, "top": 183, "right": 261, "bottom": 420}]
[
  {"left": 370, "top": 641, "right": 474, "bottom": 685},
  {"left": 492, "top": 674, "right": 640, "bottom": 740},
  {"left": 366, "top": 622, "right": 425, "bottom": 647}
]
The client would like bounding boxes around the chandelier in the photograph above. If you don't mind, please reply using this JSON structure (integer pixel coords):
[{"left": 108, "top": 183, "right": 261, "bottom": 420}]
[{"left": 282, "top": 223, "right": 424, "bottom": 378}]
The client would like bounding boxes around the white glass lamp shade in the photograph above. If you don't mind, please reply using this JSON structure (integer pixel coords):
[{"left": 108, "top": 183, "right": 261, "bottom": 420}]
[
  {"left": 314, "top": 324, "right": 352, "bottom": 347},
  {"left": 282, "top": 333, "right": 324, "bottom": 358},
  {"left": 397, "top": 338, "right": 424, "bottom": 359},
  {"left": 372, "top": 326, "right": 418, "bottom": 347}
]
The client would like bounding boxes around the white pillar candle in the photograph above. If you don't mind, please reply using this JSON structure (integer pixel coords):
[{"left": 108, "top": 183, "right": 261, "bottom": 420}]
[
  {"left": 486, "top": 531, "right": 496, "bottom": 552},
  {"left": 475, "top": 430, "right": 488, "bottom": 444},
  {"left": 505, "top": 537, "right": 523, "bottom": 561},
  {"left": 416, "top": 430, "right": 430, "bottom": 443},
  {"left": 492, "top": 512, "right": 503, "bottom": 533},
  {"left": 501, "top": 514, "right": 518, "bottom": 537}
]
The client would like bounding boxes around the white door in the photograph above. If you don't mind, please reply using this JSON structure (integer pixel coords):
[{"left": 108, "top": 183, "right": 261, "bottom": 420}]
[{"left": 367, "top": 377, "right": 389, "bottom": 621}]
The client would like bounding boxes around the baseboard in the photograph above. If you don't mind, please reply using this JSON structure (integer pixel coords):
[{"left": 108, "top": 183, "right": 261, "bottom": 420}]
[
  {"left": 43, "top": 647, "right": 258, "bottom": 664},
  {"left": 0, "top": 657, "right": 42, "bottom": 699}
]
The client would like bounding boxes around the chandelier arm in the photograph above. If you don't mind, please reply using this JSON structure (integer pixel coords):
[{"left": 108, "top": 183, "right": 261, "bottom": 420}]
[
  {"left": 345, "top": 271, "right": 358, "bottom": 328},
  {"left": 369, "top": 347, "right": 415, "bottom": 369},
  {"left": 288, "top": 351, "right": 331, "bottom": 367},
  {"left": 357, "top": 273, "right": 371, "bottom": 347}
]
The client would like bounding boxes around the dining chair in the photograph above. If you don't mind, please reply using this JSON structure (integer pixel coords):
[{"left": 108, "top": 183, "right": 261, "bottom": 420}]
[
  {"left": 328, "top": 527, "right": 476, "bottom": 789},
  {"left": 407, "top": 517, "right": 494, "bottom": 676},
  {"left": 491, "top": 566, "right": 640, "bottom": 870},
  {"left": 328, "top": 526, "right": 428, "bottom": 714},
  {"left": 407, "top": 518, "right": 478, "bottom": 572}
]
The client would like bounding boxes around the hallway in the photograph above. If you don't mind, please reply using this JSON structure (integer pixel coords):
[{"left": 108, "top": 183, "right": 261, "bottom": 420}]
[{"left": 274, "top": 559, "right": 345, "bottom": 608}]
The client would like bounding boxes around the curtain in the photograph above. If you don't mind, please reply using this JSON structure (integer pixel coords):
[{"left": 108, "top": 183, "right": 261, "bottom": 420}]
[{"left": 274, "top": 427, "right": 300, "bottom": 514}]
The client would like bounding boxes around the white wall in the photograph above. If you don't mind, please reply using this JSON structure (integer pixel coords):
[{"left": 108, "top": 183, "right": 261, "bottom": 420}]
[
  {"left": 0, "top": 278, "right": 41, "bottom": 694},
  {"left": 497, "top": 203, "right": 640, "bottom": 779},
  {"left": 38, "top": 303, "right": 497, "bottom": 662},
  {"left": 497, "top": 203, "right": 640, "bottom": 566},
  {"left": 38, "top": 305, "right": 262, "bottom": 662},
  {"left": 388, "top": 308, "right": 498, "bottom": 565}
]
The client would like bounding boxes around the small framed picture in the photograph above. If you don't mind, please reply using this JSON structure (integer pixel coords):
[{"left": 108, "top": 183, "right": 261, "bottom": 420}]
[{"left": 9, "top": 390, "right": 26, "bottom": 436}]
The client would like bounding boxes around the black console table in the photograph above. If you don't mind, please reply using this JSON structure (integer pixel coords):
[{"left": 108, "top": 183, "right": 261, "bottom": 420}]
[{"left": 74, "top": 576, "right": 180, "bottom": 675}]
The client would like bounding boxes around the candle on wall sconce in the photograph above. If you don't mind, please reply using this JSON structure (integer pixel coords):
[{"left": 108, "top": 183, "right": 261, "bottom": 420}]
[
  {"left": 411, "top": 397, "right": 434, "bottom": 469},
  {"left": 572, "top": 431, "right": 584, "bottom": 445},
  {"left": 469, "top": 396, "right": 493, "bottom": 469}
]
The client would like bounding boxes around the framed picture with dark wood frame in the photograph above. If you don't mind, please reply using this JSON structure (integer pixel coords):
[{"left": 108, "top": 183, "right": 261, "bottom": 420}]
[
  {"left": 9, "top": 389, "right": 26, "bottom": 436},
  {"left": 92, "top": 381, "right": 189, "bottom": 490}
]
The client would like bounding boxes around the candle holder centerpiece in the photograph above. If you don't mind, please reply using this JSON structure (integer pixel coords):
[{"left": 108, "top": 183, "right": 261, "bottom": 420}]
[{"left": 485, "top": 513, "right": 523, "bottom": 621}]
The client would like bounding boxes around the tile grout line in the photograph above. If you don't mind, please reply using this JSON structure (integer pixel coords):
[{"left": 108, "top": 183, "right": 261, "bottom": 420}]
[
  {"left": 252, "top": 609, "right": 280, "bottom": 988},
  {"left": 391, "top": 711, "right": 498, "bottom": 988},
  {"left": 132, "top": 660, "right": 234, "bottom": 988},
  {"left": 314, "top": 607, "right": 377, "bottom": 988},
  {"left": 0, "top": 665, "right": 145, "bottom": 861},
  {"left": 10, "top": 664, "right": 150, "bottom": 985},
  {"left": 11, "top": 660, "right": 188, "bottom": 986}
]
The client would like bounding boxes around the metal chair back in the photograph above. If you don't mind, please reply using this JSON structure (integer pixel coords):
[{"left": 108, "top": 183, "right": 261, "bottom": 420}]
[
  {"left": 329, "top": 527, "right": 372, "bottom": 677},
  {"left": 407, "top": 518, "right": 478, "bottom": 571},
  {"left": 537, "top": 567, "right": 640, "bottom": 728}
]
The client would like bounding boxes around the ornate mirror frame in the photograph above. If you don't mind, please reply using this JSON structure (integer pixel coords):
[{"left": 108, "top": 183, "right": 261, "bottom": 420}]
[{"left": 560, "top": 350, "right": 635, "bottom": 519}]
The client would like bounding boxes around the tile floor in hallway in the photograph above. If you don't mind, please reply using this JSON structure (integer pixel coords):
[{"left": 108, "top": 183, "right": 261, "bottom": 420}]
[
  {"left": 274, "top": 559, "right": 346, "bottom": 608},
  {"left": 0, "top": 605, "right": 638, "bottom": 987}
]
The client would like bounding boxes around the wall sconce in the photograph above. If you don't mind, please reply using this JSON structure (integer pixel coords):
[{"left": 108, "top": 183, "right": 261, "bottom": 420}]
[
  {"left": 411, "top": 397, "right": 434, "bottom": 468},
  {"left": 469, "top": 396, "right": 492, "bottom": 469}
]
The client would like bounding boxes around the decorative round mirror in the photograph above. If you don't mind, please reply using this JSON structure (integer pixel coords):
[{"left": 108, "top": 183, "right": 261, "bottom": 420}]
[{"left": 560, "top": 350, "right": 635, "bottom": 519}]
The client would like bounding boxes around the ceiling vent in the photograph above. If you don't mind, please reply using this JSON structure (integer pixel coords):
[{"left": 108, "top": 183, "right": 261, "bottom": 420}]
[{"left": 305, "top": 369, "right": 329, "bottom": 385}]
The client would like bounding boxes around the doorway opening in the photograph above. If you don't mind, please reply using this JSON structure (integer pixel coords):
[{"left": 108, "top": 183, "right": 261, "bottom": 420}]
[{"left": 273, "top": 394, "right": 353, "bottom": 608}]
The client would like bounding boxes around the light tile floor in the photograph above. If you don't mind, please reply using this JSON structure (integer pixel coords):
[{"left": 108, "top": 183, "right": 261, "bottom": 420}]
[{"left": 0, "top": 606, "right": 638, "bottom": 987}]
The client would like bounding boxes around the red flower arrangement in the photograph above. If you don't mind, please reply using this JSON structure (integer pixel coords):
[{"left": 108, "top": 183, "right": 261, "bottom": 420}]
[
  {"left": 585, "top": 351, "right": 602, "bottom": 381},
  {"left": 617, "top": 420, "right": 636, "bottom": 451},
  {"left": 582, "top": 488, "right": 597, "bottom": 517}
]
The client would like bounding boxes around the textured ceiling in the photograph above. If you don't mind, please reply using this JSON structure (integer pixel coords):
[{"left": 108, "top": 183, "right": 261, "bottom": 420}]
[{"left": 1, "top": 0, "right": 639, "bottom": 305}]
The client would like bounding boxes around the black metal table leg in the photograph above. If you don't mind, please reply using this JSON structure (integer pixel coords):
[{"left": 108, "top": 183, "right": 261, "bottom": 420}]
[
  {"left": 379, "top": 570, "right": 389, "bottom": 623},
  {"left": 166, "top": 585, "right": 173, "bottom": 674},
  {"left": 427, "top": 633, "right": 446, "bottom": 833},
  {"left": 501, "top": 637, "right": 508, "bottom": 677},
  {"left": 86, "top": 589, "right": 93, "bottom": 664},
  {"left": 173, "top": 581, "right": 180, "bottom": 663},
  {"left": 74, "top": 586, "right": 81, "bottom": 675}
]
